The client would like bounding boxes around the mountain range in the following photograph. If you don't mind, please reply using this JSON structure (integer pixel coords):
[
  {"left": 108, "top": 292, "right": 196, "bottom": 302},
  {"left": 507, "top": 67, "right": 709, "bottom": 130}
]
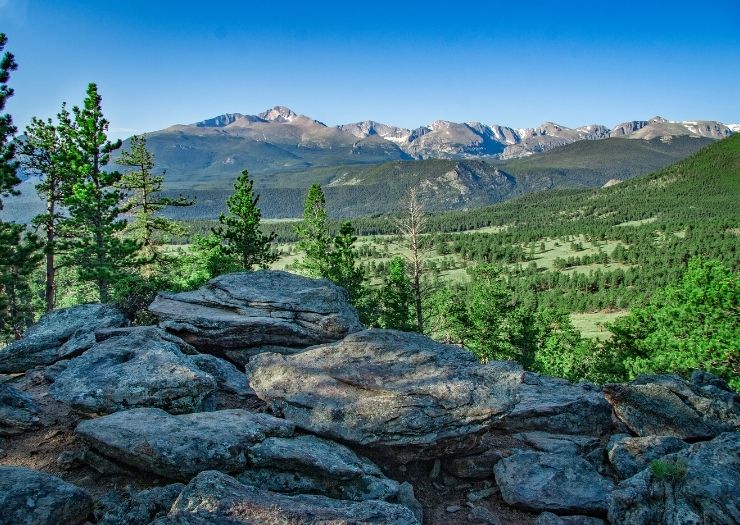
[{"left": 135, "top": 107, "right": 735, "bottom": 189}]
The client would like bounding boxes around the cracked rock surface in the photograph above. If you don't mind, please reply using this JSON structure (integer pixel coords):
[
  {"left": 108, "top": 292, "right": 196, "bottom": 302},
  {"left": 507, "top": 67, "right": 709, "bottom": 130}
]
[{"left": 148, "top": 270, "right": 363, "bottom": 355}]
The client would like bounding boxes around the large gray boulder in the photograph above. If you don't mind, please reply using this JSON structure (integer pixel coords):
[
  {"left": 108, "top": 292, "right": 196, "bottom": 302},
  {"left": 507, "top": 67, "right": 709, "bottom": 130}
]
[
  {"left": 607, "top": 434, "right": 689, "bottom": 479},
  {"left": 76, "top": 408, "right": 294, "bottom": 480},
  {"left": 49, "top": 327, "right": 221, "bottom": 414},
  {"left": 0, "top": 466, "right": 93, "bottom": 525},
  {"left": 0, "top": 383, "right": 40, "bottom": 435},
  {"left": 494, "top": 451, "right": 615, "bottom": 515},
  {"left": 608, "top": 432, "right": 740, "bottom": 525},
  {"left": 153, "top": 470, "right": 420, "bottom": 525},
  {"left": 609, "top": 432, "right": 740, "bottom": 525},
  {"left": 237, "top": 434, "right": 401, "bottom": 502},
  {"left": 604, "top": 374, "right": 740, "bottom": 440},
  {"left": 148, "top": 271, "right": 363, "bottom": 356},
  {"left": 247, "top": 329, "right": 523, "bottom": 451},
  {"left": 493, "top": 373, "right": 613, "bottom": 435},
  {"left": 0, "top": 304, "right": 126, "bottom": 373}
]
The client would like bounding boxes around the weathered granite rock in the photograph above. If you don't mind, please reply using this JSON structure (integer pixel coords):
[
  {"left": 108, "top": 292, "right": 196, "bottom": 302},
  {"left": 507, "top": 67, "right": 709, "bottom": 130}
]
[
  {"left": 0, "top": 466, "right": 93, "bottom": 525},
  {"left": 96, "top": 483, "right": 184, "bottom": 525},
  {"left": 0, "top": 304, "right": 126, "bottom": 373},
  {"left": 493, "top": 373, "right": 613, "bottom": 435},
  {"left": 153, "top": 470, "right": 420, "bottom": 525},
  {"left": 513, "top": 431, "right": 600, "bottom": 456},
  {"left": 607, "top": 434, "right": 689, "bottom": 479},
  {"left": 534, "top": 512, "right": 606, "bottom": 525},
  {"left": 77, "top": 408, "right": 294, "bottom": 480},
  {"left": 148, "top": 271, "right": 363, "bottom": 355},
  {"left": 95, "top": 325, "right": 197, "bottom": 354},
  {"left": 237, "top": 434, "right": 401, "bottom": 502},
  {"left": 49, "top": 327, "right": 218, "bottom": 414},
  {"left": 494, "top": 451, "right": 615, "bottom": 515},
  {"left": 0, "top": 383, "right": 40, "bottom": 435},
  {"left": 608, "top": 432, "right": 740, "bottom": 525},
  {"left": 604, "top": 374, "right": 740, "bottom": 440},
  {"left": 248, "top": 329, "right": 523, "bottom": 450},
  {"left": 189, "top": 353, "right": 254, "bottom": 400}
]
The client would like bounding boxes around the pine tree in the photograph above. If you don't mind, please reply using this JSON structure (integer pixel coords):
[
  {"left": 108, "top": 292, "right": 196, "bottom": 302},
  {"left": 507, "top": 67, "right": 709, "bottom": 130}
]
[
  {"left": 294, "top": 183, "right": 332, "bottom": 277},
  {"left": 0, "top": 34, "right": 42, "bottom": 339},
  {"left": 21, "top": 108, "right": 72, "bottom": 311},
  {"left": 0, "top": 33, "right": 19, "bottom": 205},
  {"left": 116, "top": 134, "right": 192, "bottom": 271},
  {"left": 216, "top": 169, "right": 276, "bottom": 270},
  {"left": 326, "top": 221, "right": 364, "bottom": 302},
  {"left": 61, "top": 83, "right": 138, "bottom": 303},
  {"left": 377, "top": 257, "right": 415, "bottom": 331},
  {"left": 395, "top": 187, "right": 427, "bottom": 333}
]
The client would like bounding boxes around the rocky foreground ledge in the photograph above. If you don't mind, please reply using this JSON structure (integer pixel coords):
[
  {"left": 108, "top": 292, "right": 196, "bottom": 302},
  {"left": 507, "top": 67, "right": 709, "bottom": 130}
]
[{"left": 0, "top": 271, "right": 738, "bottom": 525}]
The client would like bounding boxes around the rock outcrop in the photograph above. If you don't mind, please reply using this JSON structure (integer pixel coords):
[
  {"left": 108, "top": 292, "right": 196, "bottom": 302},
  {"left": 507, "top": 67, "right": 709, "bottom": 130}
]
[
  {"left": 0, "top": 466, "right": 93, "bottom": 525},
  {"left": 237, "top": 434, "right": 400, "bottom": 502},
  {"left": 493, "top": 373, "right": 613, "bottom": 435},
  {"left": 0, "top": 304, "right": 126, "bottom": 373},
  {"left": 148, "top": 271, "right": 363, "bottom": 356},
  {"left": 606, "top": 434, "right": 688, "bottom": 479},
  {"left": 494, "top": 451, "right": 615, "bottom": 515},
  {"left": 49, "top": 327, "right": 224, "bottom": 414},
  {"left": 152, "top": 470, "right": 420, "bottom": 525},
  {"left": 77, "top": 408, "right": 294, "bottom": 480},
  {"left": 604, "top": 374, "right": 740, "bottom": 439},
  {"left": 0, "top": 383, "right": 40, "bottom": 436},
  {"left": 248, "top": 329, "right": 523, "bottom": 451},
  {"left": 608, "top": 432, "right": 740, "bottom": 524}
]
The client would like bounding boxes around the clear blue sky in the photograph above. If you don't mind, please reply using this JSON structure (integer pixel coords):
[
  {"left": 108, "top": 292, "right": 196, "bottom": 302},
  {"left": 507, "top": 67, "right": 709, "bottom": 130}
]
[{"left": 2, "top": 0, "right": 739, "bottom": 139}]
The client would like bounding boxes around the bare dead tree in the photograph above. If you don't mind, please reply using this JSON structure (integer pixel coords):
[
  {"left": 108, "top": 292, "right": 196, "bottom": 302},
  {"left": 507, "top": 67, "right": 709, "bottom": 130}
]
[{"left": 394, "top": 186, "right": 427, "bottom": 333}]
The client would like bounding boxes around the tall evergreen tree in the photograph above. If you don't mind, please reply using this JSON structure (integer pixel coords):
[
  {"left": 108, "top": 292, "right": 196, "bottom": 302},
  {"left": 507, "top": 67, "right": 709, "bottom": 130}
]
[
  {"left": 21, "top": 108, "right": 72, "bottom": 311},
  {"left": 216, "top": 169, "right": 276, "bottom": 270},
  {"left": 61, "top": 83, "right": 138, "bottom": 303},
  {"left": 116, "top": 134, "right": 192, "bottom": 271},
  {"left": 0, "top": 33, "right": 19, "bottom": 205},
  {"left": 326, "top": 221, "right": 364, "bottom": 303},
  {"left": 294, "top": 183, "right": 333, "bottom": 277},
  {"left": 377, "top": 257, "right": 415, "bottom": 331},
  {"left": 0, "top": 34, "right": 42, "bottom": 339}
]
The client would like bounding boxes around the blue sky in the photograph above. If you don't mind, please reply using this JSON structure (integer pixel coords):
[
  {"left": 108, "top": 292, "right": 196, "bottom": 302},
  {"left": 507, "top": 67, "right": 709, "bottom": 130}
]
[{"left": 2, "top": 0, "right": 739, "bottom": 139}]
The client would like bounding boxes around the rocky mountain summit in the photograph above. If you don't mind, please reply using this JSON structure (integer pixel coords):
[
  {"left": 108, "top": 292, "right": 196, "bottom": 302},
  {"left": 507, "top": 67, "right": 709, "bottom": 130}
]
[
  {"left": 1, "top": 270, "right": 738, "bottom": 524},
  {"left": 184, "top": 107, "right": 734, "bottom": 161}
]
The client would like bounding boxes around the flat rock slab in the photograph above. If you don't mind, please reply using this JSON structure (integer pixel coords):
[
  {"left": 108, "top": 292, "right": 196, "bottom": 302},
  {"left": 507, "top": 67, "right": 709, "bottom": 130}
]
[
  {"left": 607, "top": 434, "right": 688, "bottom": 479},
  {"left": 77, "top": 408, "right": 294, "bottom": 480},
  {"left": 49, "top": 327, "right": 220, "bottom": 414},
  {"left": 608, "top": 432, "right": 740, "bottom": 525},
  {"left": 513, "top": 431, "right": 600, "bottom": 456},
  {"left": 604, "top": 374, "right": 740, "bottom": 440},
  {"left": 148, "top": 270, "right": 363, "bottom": 354},
  {"left": 493, "top": 373, "right": 613, "bottom": 436},
  {"left": 153, "top": 470, "right": 420, "bottom": 525},
  {"left": 248, "top": 329, "right": 523, "bottom": 450},
  {"left": 0, "top": 382, "right": 41, "bottom": 436},
  {"left": 238, "top": 434, "right": 400, "bottom": 502},
  {"left": 0, "top": 466, "right": 93, "bottom": 525},
  {"left": 0, "top": 304, "right": 126, "bottom": 373},
  {"left": 494, "top": 451, "right": 615, "bottom": 515}
]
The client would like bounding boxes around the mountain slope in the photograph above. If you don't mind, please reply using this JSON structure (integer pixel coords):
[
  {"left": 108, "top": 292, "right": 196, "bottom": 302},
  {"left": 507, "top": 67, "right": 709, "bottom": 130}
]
[{"left": 119, "top": 107, "right": 734, "bottom": 190}]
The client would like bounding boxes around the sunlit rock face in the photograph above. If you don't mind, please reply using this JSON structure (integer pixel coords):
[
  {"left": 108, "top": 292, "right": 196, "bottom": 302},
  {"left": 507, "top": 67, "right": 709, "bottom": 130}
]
[{"left": 148, "top": 270, "right": 363, "bottom": 358}]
